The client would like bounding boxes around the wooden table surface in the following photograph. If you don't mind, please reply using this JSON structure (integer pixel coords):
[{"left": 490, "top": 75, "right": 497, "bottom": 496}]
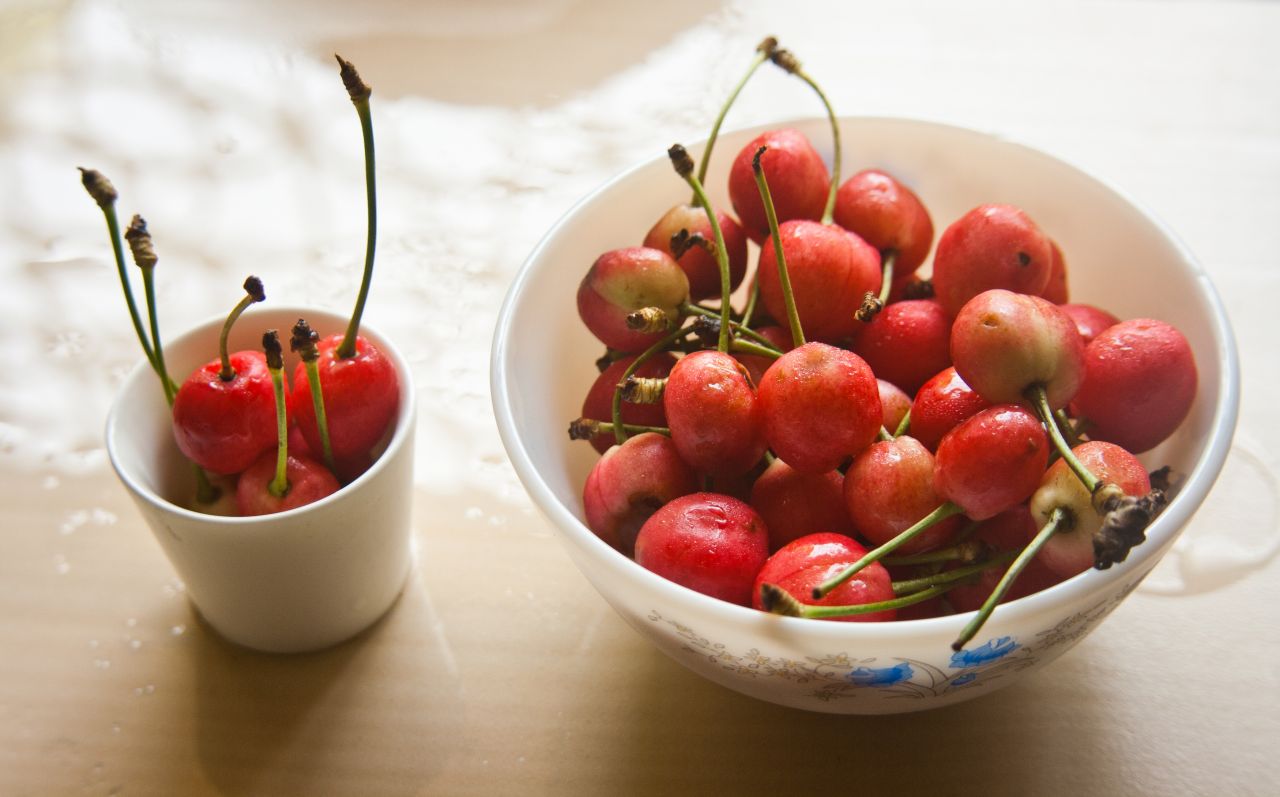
[{"left": 2, "top": 1, "right": 1277, "bottom": 794}]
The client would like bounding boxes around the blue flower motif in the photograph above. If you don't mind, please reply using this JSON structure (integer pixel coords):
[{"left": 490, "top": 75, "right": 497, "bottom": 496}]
[
  {"left": 950, "top": 636, "right": 1020, "bottom": 668},
  {"left": 847, "top": 661, "right": 914, "bottom": 687},
  {"left": 950, "top": 673, "right": 977, "bottom": 687}
]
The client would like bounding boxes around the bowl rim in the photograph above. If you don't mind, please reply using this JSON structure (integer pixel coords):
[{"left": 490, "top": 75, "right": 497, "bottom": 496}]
[{"left": 490, "top": 114, "right": 1241, "bottom": 643}]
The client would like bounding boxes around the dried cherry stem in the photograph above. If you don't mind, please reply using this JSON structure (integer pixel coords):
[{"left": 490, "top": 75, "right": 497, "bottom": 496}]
[
  {"left": 216, "top": 276, "right": 266, "bottom": 382},
  {"left": 953, "top": 506, "right": 1068, "bottom": 651},
  {"left": 892, "top": 408, "right": 912, "bottom": 438},
  {"left": 692, "top": 36, "right": 778, "bottom": 196},
  {"left": 1027, "top": 384, "right": 1100, "bottom": 494},
  {"left": 891, "top": 550, "right": 1018, "bottom": 594},
  {"left": 752, "top": 145, "right": 805, "bottom": 347},
  {"left": 769, "top": 48, "right": 840, "bottom": 224},
  {"left": 611, "top": 325, "right": 694, "bottom": 445},
  {"left": 813, "top": 501, "right": 965, "bottom": 599},
  {"left": 291, "top": 319, "right": 335, "bottom": 471},
  {"left": 761, "top": 582, "right": 949, "bottom": 619},
  {"left": 79, "top": 169, "right": 159, "bottom": 373},
  {"left": 335, "top": 55, "right": 378, "bottom": 360},
  {"left": 263, "top": 330, "right": 290, "bottom": 498},
  {"left": 669, "top": 144, "right": 733, "bottom": 352},
  {"left": 568, "top": 418, "right": 670, "bottom": 441},
  {"left": 856, "top": 250, "right": 897, "bottom": 323},
  {"left": 124, "top": 215, "right": 176, "bottom": 405}
]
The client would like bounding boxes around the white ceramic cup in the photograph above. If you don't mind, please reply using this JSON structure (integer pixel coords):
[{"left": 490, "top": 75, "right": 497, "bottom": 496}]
[{"left": 106, "top": 306, "right": 416, "bottom": 653}]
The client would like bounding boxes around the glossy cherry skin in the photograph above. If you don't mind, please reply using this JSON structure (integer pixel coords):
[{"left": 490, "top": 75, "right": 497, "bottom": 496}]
[
  {"left": 663, "top": 350, "right": 766, "bottom": 478},
  {"left": 1072, "top": 318, "right": 1197, "bottom": 453},
  {"left": 634, "top": 492, "right": 770, "bottom": 606},
  {"left": 583, "top": 432, "right": 699, "bottom": 557},
  {"left": 950, "top": 289, "right": 1084, "bottom": 410},
  {"left": 855, "top": 298, "right": 952, "bottom": 396},
  {"left": 749, "top": 458, "right": 854, "bottom": 551},
  {"left": 576, "top": 246, "right": 690, "bottom": 352},
  {"left": 172, "top": 351, "right": 280, "bottom": 475},
  {"left": 934, "top": 404, "right": 1050, "bottom": 521},
  {"left": 1030, "top": 441, "right": 1151, "bottom": 578},
  {"left": 643, "top": 204, "right": 748, "bottom": 301},
  {"left": 581, "top": 353, "right": 676, "bottom": 455},
  {"left": 751, "top": 533, "right": 897, "bottom": 622},
  {"left": 756, "top": 220, "right": 881, "bottom": 344},
  {"left": 833, "top": 168, "right": 934, "bottom": 277},
  {"left": 727, "top": 128, "right": 830, "bottom": 244},
  {"left": 945, "top": 504, "right": 1063, "bottom": 612},
  {"left": 909, "top": 367, "right": 991, "bottom": 451},
  {"left": 291, "top": 334, "right": 399, "bottom": 480},
  {"left": 757, "top": 342, "right": 882, "bottom": 474},
  {"left": 932, "top": 204, "right": 1054, "bottom": 317},
  {"left": 1060, "top": 303, "right": 1120, "bottom": 346},
  {"left": 844, "top": 436, "right": 963, "bottom": 554},
  {"left": 235, "top": 451, "right": 341, "bottom": 516}
]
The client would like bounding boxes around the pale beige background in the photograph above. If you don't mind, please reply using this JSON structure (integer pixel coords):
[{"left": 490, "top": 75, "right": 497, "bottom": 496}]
[{"left": 2, "top": 1, "right": 1277, "bottom": 795}]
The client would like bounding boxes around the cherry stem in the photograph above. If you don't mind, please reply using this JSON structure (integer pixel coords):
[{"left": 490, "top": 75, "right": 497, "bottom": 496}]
[
  {"left": 192, "top": 465, "right": 220, "bottom": 505},
  {"left": 291, "top": 320, "right": 336, "bottom": 472},
  {"left": 891, "top": 550, "right": 1018, "bottom": 594},
  {"left": 123, "top": 215, "right": 177, "bottom": 406},
  {"left": 217, "top": 276, "right": 266, "bottom": 382},
  {"left": 762, "top": 581, "right": 950, "bottom": 619},
  {"left": 679, "top": 303, "right": 781, "bottom": 350},
  {"left": 611, "top": 325, "right": 693, "bottom": 445},
  {"left": 856, "top": 250, "right": 897, "bottom": 323},
  {"left": 569, "top": 418, "right": 670, "bottom": 441},
  {"left": 892, "top": 408, "right": 912, "bottom": 438},
  {"left": 1028, "top": 384, "right": 1099, "bottom": 494},
  {"left": 883, "top": 536, "right": 984, "bottom": 567},
  {"left": 771, "top": 49, "right": 841, "bottom": 224},
  {"left": 813, "top": 501, "right": 965, "bottom": 599},
  {"left": 1055, "top": 408, "right": 1082, "bottom": 448},
  {"left": 692, "top": 36, "right": 777, "bottom": 200},
  {"left": 877, "top": 426, "right": 893, "bottom": 443},
  {"left": 263, "top": 330, "right": 289, "bottom": 499},
  {"left": 336, "top": 55, "right": 377, "bottom": 360},
  {"left": 730, "top": 338, "right": 781, "bottom": 361},
  {"left": 952, "top": 505, "right": 1068, "bottom": 651},
  {"left": 669, "top": 145, "right": 733, "bottom": 353},
  {"left": 752, "top": 146, "right": 805, "bottom": 347},
  {"left": 739, "top": 277, "right": 762, "bottom": 330}
]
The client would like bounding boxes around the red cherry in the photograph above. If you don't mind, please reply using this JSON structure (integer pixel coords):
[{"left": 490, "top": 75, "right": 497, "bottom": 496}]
[
  {"left": 643, "top": 204, "right": 748, "bottom": 301},
  {"left": 580, "top": 353, "right": 676, "bottom": 455},
  {"left": 749, "top": 458, "right": 854, "bottom": 551},
  {"left": 1060, "top": 303, "right": 1120, "bottom": 346},
  {"left": 751, "top": 533, "right": 897, "bottom": 622},
  {"left": 663, "top": 350, "right": 766, "bottom": 478},
  {"left": 634, "top": 492, "right": 770, "bottom": 606},
  {"left": 172, "top": 351, "right": 280, "bottom": 475},
  {"left": 933, "top": 404, "right": 1050, "bottom": 521},
  {"left": 932, "top": 204, "right": 1054, "bottom": 317},
  {"left": 575, "top": 246, "right": 690, "bottom": 352},
  {"left": 1072, "top": 319, "right": 1197, "bottom": 453},
  {"left": 833, "top": 168, "right": 934, "bottom": 276},
  {"left": 844, "top": 436, "right": 963, "bottom": 554},
  {"left": 855, "top": 298, "right": 951, "bottom": 396},
  {"left": 757, "top": 342, "right": 882, "bottom": 474},
  {"left": 1040, "top": 240, "right": 1070, "bottom": 304},
  {"left": 727, "top": 129, "right": 829, "bottom": 244},
  {"left": 583, "top": 432, "right": 698, "bottom": 557},
  {"left": 909, "top": 366, "right": 991, "bottom": 451},
  {"left": 877, "top": 378, "right": 912, "bottom": 435},
  {"left": 235, "top": 452, "right": 340, "bottom": 516},
  {"left": 291, "top": 334, "right": 399, "bottom": 474}
]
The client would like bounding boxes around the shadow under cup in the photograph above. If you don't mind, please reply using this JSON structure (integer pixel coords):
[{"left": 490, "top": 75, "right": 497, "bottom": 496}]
[{"left": 105, "top": 307, "right": 416, "bottom": 654}]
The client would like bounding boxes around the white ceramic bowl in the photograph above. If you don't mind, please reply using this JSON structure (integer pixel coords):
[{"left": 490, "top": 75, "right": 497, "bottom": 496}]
[{"left": 491, "top": 117, "right": 1239, "bottom": 713}]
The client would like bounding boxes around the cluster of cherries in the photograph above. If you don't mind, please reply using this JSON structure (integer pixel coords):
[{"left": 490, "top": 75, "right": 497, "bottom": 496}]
[
  {"left": 82, "top": 56, "right": 399, "bottom": 517},
  {"left": 569, "top": 39, "right": 1196, "bottom": 649}
]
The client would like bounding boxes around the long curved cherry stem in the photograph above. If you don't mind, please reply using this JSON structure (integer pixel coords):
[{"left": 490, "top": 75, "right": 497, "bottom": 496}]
[
  {"left": 770, "top": 49, "right": 840, "bottom": 224},
  {"left": 292, "top": 320, "right": 336, "bottom": 472},
  {"left": 892, "top": 550, "right": 1018, "bottom": 594},
  {"left": 814, "top": 501, "right": 965, "bottom": 599},
  {"left": 670, "top": 145, "right": 734, "bottom": 352},
  {"left": 335, "top": 55, "right": 377, "bottom": 360},
  {"left": 761, "top": 582, "right": 949, "bottom": 619},
  {"left": 953, "top": 506, "right": 1068, "bottom": 651},
  {"left": 216, "top": 277, "right": 266, "bottom": 382},
  {"left": 263, "top": 331, "right": 289, "bottom": 499},
  {"left": 569, "top": 418, "right": 670, "bottom": 441},
  {"left": 610, "top": 325, "right": 694, "bottom": 445},
  {"left": 1028, "top": 384, "right": 1099, "bottom": 494},
  {"left": 752, "top": 146, "right": 805, "bottom": 347},
  {"left": 692, "top": 36, "right": 778, "bottom": 200},
  {"left": 739, "top": 277, "right": 762, "bottom": 330},
  {"left": 124, "top": 215, "right": 176, "bottom": 405}
]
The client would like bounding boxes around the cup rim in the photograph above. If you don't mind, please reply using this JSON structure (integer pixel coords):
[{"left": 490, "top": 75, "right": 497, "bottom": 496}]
[
  {"left": 490, "top": 114, "right": 1242, "bottom": 642},
  {"left": 106, "top": 305, "right": 416, "bottom": 527}
]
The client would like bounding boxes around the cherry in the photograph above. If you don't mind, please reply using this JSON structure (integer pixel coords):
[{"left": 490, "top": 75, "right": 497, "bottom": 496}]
[
  {"left": 950, "top": 288, "right": 1084, "bottom": 411},
  {"left": 932, "top": 204, "right": 1054, "bottom": 317},
  {"left": 1029, "top": 441, "right": 1151, "bottom": 578},
  {"left": 583, "top": 432, "right": 698, "bottom": 557},
  {"left": 171, "top": 277, "right": 276, "bottom": 475},
  {"left": 236, "top": 331, "right": 339, "bottom": 515},
  {"left": 909, "top": 366, "right": 991, "bottom": 451},
  {"left": 854, "top": 298, "right": 951, "bottom": 395},
  {"left": 727, "top": 129, "right": 829, "bottom": 244},
  {"left": 1040, "top": 240, "right": 1070, "bottom": 304},
  {"left": 844, "top": 436, "right": 964, "bottom": 554},
  {"left": 753, "top": 533, "right": 897, "bottom": 621},
  {"left": 749, "top": 459, "right": 854, "bottom": 551},
  {"left": 1072, "top": 318, "right": 1197, "bottom": 453},
  {"left": 933, "top": 404, "right": 1050, "bottom": 521},
  {"left": 877, "top": 378, "right": 912, "bottom": 436},
  {"left": 643, "top": 207, "right": 747, "bottom": 301},
  {"left": 1060, "top": 303, "right": 1120, "bottom": 346},
  {"left": 576, "top": 246, "right": 690, "bottom": 352},
  {"left": 662, "top": 350, "right": 766, "bottom": 478},
  {"left": 634, "top": 492, "right": 770, "bottom": 606},
  {"left": 580, "top": 353, "right": 676, "bottom": 455}
]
